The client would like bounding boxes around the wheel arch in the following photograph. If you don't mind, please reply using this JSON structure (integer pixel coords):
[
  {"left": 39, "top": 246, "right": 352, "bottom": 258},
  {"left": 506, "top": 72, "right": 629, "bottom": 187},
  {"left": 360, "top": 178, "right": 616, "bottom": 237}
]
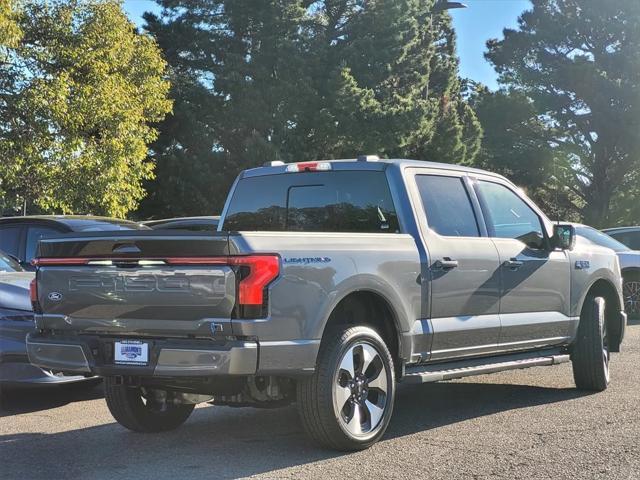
[
  {"left": 320, "top": 289, "right": 405, "bottom": 372},
  {"left": 579, "top": 277, "right": 624, "bottom": 351}
]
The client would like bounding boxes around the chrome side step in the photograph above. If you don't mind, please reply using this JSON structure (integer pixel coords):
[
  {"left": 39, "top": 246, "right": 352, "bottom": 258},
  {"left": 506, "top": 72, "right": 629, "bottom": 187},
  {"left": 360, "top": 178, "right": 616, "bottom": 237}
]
[{"left": 401, "top": 350, "right": 571, "bottom": 384}]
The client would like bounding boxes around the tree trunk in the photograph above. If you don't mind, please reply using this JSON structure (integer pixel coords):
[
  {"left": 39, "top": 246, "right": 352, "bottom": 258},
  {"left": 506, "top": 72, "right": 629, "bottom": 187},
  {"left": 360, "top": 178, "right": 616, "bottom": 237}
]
[{"left": 582, "top": 183, "right": 614, "bottom": 228}]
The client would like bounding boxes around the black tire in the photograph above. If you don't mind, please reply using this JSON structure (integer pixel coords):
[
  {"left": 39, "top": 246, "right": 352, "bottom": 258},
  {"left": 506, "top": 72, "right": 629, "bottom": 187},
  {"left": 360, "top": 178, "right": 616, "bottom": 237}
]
[
  {"left": 297, "top": 325, "right": 395, "bottom": 451},
  {"left": 104, "top": 377, "right": 195, "bottom": 432},
  {"left": 623, "top": 271, "right": 640, "bottom": 320},
  {"left": 572, "top": 296, "right": 610, "bottom": 392}
]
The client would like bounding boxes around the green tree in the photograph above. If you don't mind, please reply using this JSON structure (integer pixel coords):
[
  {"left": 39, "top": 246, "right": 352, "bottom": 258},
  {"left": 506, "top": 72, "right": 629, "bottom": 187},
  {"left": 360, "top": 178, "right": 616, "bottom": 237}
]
[
  {"left": 471, "top": 86, "right": 582, "bottom": 221},
  {"left": 0, "top": 0, "right": 21, "bottom": 48},
  {"left": 485, "top": 0, "right": 640, "bottom": 227},
  {"left": 138, "top": 0, "right": 481, "bottom": 218},
  {"left": 0, "top": 0, "right": 171, "bottom": 217}
]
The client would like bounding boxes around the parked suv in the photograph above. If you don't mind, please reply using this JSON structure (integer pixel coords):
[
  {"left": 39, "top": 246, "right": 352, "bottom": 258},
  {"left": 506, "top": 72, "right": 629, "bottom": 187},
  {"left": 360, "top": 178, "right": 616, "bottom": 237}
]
[{"left": 26, "top": 159, "right": 626, "bottom": 450}]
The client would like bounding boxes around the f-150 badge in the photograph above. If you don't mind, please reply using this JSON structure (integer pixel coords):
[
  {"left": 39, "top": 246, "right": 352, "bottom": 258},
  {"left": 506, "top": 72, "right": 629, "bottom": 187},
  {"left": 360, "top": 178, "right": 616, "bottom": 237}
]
[{"left": 575, "top": 260, "right": 591, "bottom": 270}]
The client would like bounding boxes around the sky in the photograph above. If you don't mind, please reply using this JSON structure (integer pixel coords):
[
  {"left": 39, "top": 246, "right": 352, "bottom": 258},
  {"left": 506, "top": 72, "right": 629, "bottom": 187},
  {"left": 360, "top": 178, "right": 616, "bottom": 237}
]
[{"left": 122, "top": 0, "right": 532, "bottom": 90}]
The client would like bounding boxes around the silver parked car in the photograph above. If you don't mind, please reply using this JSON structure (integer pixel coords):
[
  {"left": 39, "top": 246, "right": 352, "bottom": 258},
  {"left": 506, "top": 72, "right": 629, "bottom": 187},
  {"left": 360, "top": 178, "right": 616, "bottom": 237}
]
[
  {"left": 0, "top": 250, "right": 97, "bottom": 387},
  {"left": 574, "top": 224, "right": 640, "bottom": 319},
  {"left": 603, "top": 226, "right": 640, "bottom": 251}
]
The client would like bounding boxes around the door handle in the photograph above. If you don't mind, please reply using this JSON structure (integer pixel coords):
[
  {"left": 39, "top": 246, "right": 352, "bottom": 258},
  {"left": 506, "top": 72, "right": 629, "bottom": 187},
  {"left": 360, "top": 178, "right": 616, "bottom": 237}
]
[
  {"left": 502, "top": 258, "right": 524, "bottom": 269},
  {"left": 434, "top": 258, "right": 459, "bottom": 270}
]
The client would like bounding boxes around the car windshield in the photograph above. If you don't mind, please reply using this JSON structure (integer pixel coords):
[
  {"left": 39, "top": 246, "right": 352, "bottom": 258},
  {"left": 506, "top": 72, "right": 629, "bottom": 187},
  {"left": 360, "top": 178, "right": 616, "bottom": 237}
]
[
  {"left": 577, "top": 226, "right": 630, "bottom": 252},
  {"left": 0, "top": 250, "right": 23, "bottom": 272}
]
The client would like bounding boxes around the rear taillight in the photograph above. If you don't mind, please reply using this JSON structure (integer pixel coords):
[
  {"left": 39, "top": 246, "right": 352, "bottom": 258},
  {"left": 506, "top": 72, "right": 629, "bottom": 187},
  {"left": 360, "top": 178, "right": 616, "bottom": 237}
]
[
  {"left": 228, "top": 255, "right": 280, "bottom": 306},
  {"left": 29, "top": 278, "right": 41, "bottom": 313}
]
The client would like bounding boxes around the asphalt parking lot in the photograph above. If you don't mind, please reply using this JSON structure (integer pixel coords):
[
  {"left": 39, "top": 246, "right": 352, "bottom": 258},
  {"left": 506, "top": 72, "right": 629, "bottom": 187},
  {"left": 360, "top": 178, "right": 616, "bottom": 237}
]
[{"left": 2, "top": 323, "right": 639, "bottom": 480}]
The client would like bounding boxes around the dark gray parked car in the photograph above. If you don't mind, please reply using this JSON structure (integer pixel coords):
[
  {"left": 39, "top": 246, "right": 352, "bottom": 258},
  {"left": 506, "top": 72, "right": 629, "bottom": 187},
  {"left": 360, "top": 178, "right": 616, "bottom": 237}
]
[
  {"left": 143, "top": 216, "right": 220, "bottom": 232},
  {"left": 26, "top": 158, "right": 626, "bottom": 450},
  {"left": 0, "top": 250, "right": 96, "bottom": 387},
  {"left": 0, "top": 215, "right": 148, "bottom": 271}
]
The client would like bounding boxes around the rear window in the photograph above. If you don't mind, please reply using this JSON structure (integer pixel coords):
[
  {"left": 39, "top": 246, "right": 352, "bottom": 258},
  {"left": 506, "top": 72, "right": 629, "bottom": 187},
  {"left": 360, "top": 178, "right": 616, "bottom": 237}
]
[{"left": 222, "top": 171, "right": 399, "bottom": 233}]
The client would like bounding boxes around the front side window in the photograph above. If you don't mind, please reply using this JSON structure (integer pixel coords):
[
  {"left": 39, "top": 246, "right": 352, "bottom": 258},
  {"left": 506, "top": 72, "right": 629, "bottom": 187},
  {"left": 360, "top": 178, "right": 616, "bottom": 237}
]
[
  {"left": 476, "top": 181, "right": 545, "bottom": 249},
  {"left": 415, "top": 175, "right": 480, "bottom": 237},
  {"left": 223, "top": 171, "right": 399, "bottom": 233}
]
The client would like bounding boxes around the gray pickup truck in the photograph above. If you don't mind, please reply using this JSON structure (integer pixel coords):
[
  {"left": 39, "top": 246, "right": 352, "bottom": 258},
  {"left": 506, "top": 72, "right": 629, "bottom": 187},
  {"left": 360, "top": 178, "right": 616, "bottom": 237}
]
[{"left": 26, "top": 158, "right": 626, "bottom": 450}]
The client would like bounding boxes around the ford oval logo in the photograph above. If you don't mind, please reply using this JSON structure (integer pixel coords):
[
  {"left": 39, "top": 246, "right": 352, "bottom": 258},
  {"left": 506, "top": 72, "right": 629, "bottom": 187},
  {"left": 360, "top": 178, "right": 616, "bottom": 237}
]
[{"left": 48, "top": 292, "right": 63, "bottom": 302}]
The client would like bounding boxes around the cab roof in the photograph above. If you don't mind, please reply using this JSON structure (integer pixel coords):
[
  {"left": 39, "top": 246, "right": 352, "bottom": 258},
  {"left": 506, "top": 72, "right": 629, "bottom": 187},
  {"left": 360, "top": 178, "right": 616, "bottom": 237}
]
[{"left": 242, "top": 158, "right": 510, "bottom": 182}]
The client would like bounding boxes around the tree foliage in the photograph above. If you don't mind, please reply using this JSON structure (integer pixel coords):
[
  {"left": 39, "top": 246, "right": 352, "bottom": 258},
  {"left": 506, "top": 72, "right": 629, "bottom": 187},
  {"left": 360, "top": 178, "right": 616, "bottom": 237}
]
[
  {"left": 137, "top": 0, "right": 482, "bottom": 218},
  {"left": 0, "top": 0, "right": 171, "bottom": 217},
  {"left": 470, "top": 86, "right": 581, "bottom": 221},
  {"left": 0, "top": 0, "right": 21, "bottom": 48},
  {"left": 484, "top": 0, "right": 640, "bottom": 227}
]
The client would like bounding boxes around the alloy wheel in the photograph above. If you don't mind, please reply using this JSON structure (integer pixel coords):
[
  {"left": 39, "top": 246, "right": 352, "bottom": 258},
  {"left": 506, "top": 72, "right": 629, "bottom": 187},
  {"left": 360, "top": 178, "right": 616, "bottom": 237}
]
[
  {"left": 333, "top": 342, "right": 389, "bottom": 437},
  {"left": 623, "top": 280, "right": 640, "bottom": 316}
]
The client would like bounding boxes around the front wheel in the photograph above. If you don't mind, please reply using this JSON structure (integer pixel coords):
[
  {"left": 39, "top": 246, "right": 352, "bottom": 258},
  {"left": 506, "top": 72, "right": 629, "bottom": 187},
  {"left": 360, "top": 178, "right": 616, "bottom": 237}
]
[
  {"left": 572, "top": 296, "right": 610, "bottom": 392},
  {"left": 104, "top": 377, "right": 195, "bottom": 432},
  {"left": 297, "top": 325, "right": 395, "bottom": 451}
]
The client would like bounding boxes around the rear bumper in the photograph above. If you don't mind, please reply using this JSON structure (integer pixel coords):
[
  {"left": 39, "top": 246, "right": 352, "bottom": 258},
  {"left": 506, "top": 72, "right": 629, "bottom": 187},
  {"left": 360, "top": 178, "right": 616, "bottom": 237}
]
[{"left": 27, "top": 333, "right": 259, "bottom": 377}]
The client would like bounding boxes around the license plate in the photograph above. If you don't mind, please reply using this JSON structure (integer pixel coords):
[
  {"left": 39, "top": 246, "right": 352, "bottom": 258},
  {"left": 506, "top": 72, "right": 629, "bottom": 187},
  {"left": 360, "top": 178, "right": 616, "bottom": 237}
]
[{"left": 114, "top": 340, "right": 149, "bottom": 366}]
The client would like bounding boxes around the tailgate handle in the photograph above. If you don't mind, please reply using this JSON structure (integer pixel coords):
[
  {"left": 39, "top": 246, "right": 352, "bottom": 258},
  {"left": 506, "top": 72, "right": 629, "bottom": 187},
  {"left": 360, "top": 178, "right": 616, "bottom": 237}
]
[{"left": 112, "top": 243, "right": 141, "bottom": 254}]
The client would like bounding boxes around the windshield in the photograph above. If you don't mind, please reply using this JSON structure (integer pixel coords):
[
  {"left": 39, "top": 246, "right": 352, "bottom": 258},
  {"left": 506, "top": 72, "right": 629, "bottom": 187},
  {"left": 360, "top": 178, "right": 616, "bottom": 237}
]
[
  {"left": 0, "top": 251, "right": 23, "bottom": 272},
  {"left": 576, "top": 226, "right": 630, "bottom": 252}
]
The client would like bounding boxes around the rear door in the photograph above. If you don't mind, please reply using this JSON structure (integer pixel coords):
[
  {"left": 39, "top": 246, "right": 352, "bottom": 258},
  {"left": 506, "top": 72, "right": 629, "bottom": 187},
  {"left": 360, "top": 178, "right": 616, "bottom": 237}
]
[
  {"left": 473, "top": 178, "right": 572, "bottom": 349},
  {"left": 408, "top": 170, "right": 502, "bottom": 361}
]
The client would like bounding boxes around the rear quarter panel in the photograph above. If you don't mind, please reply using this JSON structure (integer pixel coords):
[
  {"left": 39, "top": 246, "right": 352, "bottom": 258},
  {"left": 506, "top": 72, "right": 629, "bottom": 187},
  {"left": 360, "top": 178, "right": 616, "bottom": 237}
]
[{"left": 229, "top": 232, "right": 422, "bottom": 343}]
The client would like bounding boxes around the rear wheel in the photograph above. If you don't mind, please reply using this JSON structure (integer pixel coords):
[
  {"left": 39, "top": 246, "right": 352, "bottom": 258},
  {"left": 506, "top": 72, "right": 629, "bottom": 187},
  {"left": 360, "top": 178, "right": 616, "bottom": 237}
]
[
  {"left": 104, "top": 377, "right": 195, "bottom": 432},
  {"left": 623, "top": 271, "right": 640, "bottom": 320},
  {"left": 297, "top": 325, "right": 395, "bottom": 451},
  {"left": 572, "top": 296, "right": 610, "bottom": 392}
]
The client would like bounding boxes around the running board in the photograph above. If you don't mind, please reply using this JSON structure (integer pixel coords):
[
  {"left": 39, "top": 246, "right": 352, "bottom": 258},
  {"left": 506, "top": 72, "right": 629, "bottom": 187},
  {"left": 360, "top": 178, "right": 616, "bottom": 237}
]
[{"left": 401, "top": 350, "right": 571, "bottom": 384}]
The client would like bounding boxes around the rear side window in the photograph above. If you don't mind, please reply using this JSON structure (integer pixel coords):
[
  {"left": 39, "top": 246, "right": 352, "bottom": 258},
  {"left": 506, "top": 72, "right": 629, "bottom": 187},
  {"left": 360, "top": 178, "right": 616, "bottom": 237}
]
[
  {"left": 26, "top": 226, "right": 62, "bottom": 262},
  {"left": 223, "top": 171, "right": 399, "bottom": 233},
  {"left": 0, "top": 225, "right": 22, "bottom": 258},
  {"left": 415, "top": 175, "right": 479, "bottom": 237}
]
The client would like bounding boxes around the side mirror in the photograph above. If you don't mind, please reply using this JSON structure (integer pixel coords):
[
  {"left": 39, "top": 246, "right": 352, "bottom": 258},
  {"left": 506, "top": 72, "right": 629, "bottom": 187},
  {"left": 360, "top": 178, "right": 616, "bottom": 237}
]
[{"left": 553, "top": 224, "right": 575, "bottom": 250}]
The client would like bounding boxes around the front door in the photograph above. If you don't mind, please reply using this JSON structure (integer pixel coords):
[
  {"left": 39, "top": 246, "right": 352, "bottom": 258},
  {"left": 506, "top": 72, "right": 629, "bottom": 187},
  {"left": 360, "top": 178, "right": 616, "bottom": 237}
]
[
  {"left": 411, "top": 172, "right": 502, "bottom": 361},
  {"left": 473, "top": 179, "right": 572, "bottom": 350}
]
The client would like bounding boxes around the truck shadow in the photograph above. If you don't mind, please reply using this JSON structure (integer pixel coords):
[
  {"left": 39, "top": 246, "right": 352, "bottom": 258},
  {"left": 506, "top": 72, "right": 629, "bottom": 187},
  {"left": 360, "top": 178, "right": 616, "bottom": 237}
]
[
  {"left": 0, "top": 380, "right": 104, "bottom": 416},
  {"left": 0, "top": 380, "right": 591, "bottom": 480}
]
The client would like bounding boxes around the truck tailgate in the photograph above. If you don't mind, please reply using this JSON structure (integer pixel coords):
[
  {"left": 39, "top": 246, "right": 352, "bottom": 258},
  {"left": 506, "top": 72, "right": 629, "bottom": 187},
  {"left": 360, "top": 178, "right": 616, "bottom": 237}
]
[{"left": 33, "top": 231, "right": 237, "bottom": 337}]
